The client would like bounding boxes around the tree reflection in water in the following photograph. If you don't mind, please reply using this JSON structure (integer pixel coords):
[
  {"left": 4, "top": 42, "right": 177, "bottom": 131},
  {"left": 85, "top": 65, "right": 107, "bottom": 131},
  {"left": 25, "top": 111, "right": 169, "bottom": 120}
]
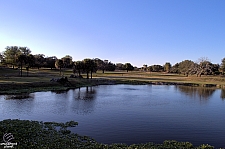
[
  {"left": 75, "top": 86, "right": 96, "bottom": 100},
  {"left": 51, "top": 90, "right": 69, "bottom": 94},
  {"left": 4, "top": 93, "right": 34, "bottom": 100},
  {"left": 72, "top": 86, "right": 97, "bottom": 115},
  {"left": 176, "top": 86, "right": 216, "bottom": 100},
  {"left": 221, "top": 89, "right": 225, "bottom": 100}
]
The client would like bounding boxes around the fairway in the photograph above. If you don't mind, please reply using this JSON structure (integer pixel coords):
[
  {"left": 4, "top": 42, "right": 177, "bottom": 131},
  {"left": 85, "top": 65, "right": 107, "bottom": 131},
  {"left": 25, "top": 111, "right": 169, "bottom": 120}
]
[{"left": 1, "top": 68, "right": 225, "bottom": 87}]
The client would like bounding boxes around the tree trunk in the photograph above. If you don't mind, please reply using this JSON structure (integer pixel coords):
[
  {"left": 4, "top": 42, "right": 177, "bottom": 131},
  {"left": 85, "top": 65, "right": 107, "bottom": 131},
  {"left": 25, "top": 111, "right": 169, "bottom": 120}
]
[
  {"left": 87, "top": 72, "right": 89, "bottom": 79},
  {"left": 127, "top": 69, "right": 128, "bottom": 72},
  {"left": 78, "top": 70, "right": 81, "bottom": 77},
  {"left": 91, "top": 71, "right": 93, "bottom": 79},
  {"left": 26, "top": 67, "right": 29, "bottom": 77},
  {"left": 60, "top": 67, "right": 61, "bottom": 75},
  {"left": 102, "top": 69, "right": 104, "bottom": 73},
  {"left": 20, "top": 63, "right": 22, "bottom": 77}
]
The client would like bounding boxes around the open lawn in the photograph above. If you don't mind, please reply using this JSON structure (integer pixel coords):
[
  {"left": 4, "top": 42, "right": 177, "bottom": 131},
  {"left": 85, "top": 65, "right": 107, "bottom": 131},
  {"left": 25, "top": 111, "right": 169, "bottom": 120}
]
[{"left": 0, "top": 68, "right": 225, "bottom": 94}]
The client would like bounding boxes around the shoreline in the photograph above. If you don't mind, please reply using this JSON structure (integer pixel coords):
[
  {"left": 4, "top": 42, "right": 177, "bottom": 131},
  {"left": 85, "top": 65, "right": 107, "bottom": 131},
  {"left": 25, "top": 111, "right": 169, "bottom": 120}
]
[{"left": 0, "top": 78, "right": 224, "bottom": 94}]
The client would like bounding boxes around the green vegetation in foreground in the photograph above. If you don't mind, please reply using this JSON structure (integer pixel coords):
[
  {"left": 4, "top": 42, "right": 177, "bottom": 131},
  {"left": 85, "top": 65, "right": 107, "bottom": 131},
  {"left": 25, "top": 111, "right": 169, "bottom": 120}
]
[{"left": 0, "top": 119, "right": 215, "bottom": 149}]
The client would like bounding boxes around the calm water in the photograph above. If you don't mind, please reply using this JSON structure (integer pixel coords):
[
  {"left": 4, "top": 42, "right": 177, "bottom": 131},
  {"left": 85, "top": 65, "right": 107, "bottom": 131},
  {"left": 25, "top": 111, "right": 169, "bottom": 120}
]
[{"left": 1, "top": 85, "right": 225, "bottom": 148}]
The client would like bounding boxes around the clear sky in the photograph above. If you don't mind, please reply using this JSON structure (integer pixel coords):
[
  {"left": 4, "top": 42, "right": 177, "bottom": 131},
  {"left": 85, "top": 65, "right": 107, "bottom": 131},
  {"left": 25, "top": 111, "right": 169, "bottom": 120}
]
[{"left": 0, "top": 0, "right": 225, "bottom": 67}]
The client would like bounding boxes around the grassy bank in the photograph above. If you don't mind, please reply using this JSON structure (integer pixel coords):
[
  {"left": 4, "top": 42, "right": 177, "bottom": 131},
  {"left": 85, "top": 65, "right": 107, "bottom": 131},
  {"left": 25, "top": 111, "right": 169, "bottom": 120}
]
[
  {"left": 1, "top": 68, "right": 225, "bottom": 94},
  {"left": 0, "top": 119, "right": 215, "bottom": 149}
]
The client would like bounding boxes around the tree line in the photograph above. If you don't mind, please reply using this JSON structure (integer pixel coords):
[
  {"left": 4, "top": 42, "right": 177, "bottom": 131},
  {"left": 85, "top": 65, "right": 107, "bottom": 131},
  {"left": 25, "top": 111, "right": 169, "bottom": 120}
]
[
  {"left": 1, "top": 46, "right": 225, "bottom": 78},
  {"left": 0, "top": 46, "right": 134, "bottom": 78},
  {"left": 142, "top": 57, "right": 225, "bottom": 77}
]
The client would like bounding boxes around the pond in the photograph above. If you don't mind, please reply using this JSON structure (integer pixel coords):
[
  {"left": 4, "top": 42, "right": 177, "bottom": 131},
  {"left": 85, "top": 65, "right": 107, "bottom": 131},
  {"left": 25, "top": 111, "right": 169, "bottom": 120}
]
[{"left": 1, "top": 85, "right": 225, "bottom": 148}]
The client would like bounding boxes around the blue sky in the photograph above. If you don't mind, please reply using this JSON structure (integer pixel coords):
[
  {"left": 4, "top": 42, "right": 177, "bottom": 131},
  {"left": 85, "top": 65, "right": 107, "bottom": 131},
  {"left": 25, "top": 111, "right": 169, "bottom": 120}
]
[{"left": 0, "top": 0, "right": 225, "bottom": 67}]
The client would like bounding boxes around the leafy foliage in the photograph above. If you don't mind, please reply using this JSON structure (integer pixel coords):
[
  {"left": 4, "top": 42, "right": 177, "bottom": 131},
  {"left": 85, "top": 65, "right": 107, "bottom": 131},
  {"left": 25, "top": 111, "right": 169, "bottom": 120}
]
[{"left": 124, "top": 63, "right": 134, "bottom": 72}]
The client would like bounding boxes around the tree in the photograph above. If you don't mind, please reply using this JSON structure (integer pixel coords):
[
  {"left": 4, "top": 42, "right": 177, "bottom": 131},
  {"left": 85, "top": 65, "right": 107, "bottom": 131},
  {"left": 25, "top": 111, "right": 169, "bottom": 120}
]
[
  {"left": 90, "top": 59, "right": 97, "bottom": 79},
  {"left": 0, "top": 53, "right": 4, "bottom": 64},
  {"left": 3, "top": 46, "right": 21, "bottom": 68},
  {"left": 142, "top": 65, "right": 148, "bottom": 71},
  {"left": 106, "top": 62, "right": 116, "bottom": 71},
  {"left": 34, "top": 54, "right": 45, "bottom": 69},
  {"left": 115, "top": 63, "right": 124, "bottom": 70},
  {"left": 150, "top": 65, "right": 164, "bottom": 72},
  {"left": 18, "top": 54, "right": 27, "bottom": 77},
  {"left": 124, "top": 63, "right": 134, "bottom": 72},
  {"left": 19, "top": 47, "right": 31, "bottom": 56},
  {"left": 147, "top": 66, "right": 153, "bottom": 72},
  {"left": 73, "top": 61, "right": 84, "bottom": 77},
  {"left": 221, "top": 58, "right": 225, "bottom": 75},
  {"left": 178, "top": 60, "right": 195, "bottom": 76},
  {"left": 26, "top": 54, "right": 35, "bottom": 76},
  {"left": 44, "top": 56, "right": 57, "bottom": 69},
  {"left": 55, "top": 59, "right": 64, "bottom": 75},
  {"left": 83, "top": 59, "right": 97, "bottom": 79},
  {"left": 170, "top": 63, "right": 180, "bottom": 73},
  {"left": 83, "top": 59, "right": 92, "bottom": 79},
  {"left": 62, "top": 55, "right": 73, "bottom": 68},
  {"left": 94, "top": 58, "right": 106, "bottom": 73},
  {"left": 190, "top": 58, "right": 216, "bottom": 77},
  {"left": 164, "top": 62, "right": 171, "bottom": 73}
]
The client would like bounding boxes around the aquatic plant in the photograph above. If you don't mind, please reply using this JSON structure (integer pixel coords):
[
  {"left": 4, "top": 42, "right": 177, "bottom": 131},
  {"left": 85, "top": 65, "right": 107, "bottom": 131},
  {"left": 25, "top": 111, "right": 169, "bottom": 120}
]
[{"left": 0, "top": 119, "right": 217, "bottom": 149}]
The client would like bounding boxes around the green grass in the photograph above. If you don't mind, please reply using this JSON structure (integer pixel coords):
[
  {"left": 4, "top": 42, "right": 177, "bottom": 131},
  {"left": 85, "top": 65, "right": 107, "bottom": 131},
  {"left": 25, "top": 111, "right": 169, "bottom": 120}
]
[{"left": 1, "top": 68, "right": 225, "bottom": 94}]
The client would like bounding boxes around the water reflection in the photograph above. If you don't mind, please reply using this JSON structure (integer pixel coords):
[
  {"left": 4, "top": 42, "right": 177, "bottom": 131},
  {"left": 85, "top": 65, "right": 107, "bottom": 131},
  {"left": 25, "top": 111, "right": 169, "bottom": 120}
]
[
  {"left": 1, "top": 85, "right": 225, "bottom": 148},
  {"left": 4, "top": 93, "right": 34, "bottom": 100},
  {"left": 176, "top": 86, "right": 216, "bottom": 100},
  {"left": 75, "top": 86, "right": 96, "bottom": 100},
  {"left": 221, "top": 89, "right": 225, "bottom": 99},
  {"left": 71, "top": 86, "right": 97, "bottom": 115},
  {"left": 51, "top": 90, "right": 69, "bottom": 94}
]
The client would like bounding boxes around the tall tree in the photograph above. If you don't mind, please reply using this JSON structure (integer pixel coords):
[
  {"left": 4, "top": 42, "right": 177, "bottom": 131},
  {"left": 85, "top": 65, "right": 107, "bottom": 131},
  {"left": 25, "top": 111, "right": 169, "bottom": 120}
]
[{"left": 164, "top": 62, "right": 171, "bottom": 73}]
